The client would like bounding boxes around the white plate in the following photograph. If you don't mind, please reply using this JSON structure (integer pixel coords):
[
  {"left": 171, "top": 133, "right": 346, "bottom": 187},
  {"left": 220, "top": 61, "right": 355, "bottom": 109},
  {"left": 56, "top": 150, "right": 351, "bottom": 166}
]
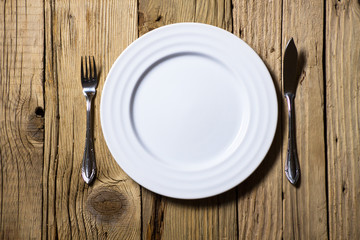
[{"left": 101, "top": 23, "right": 277, "bottom": 199}]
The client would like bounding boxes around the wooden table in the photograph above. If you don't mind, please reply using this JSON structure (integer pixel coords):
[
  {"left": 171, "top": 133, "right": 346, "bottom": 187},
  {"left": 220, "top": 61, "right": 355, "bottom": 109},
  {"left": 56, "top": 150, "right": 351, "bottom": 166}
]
[{"left": 1, "top": 0, "right": 359, "bottom": 239}]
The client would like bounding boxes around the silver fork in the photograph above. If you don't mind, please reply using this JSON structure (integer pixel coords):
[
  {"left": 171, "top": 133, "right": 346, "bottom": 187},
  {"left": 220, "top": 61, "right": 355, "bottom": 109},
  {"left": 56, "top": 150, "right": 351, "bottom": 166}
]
[{"left": 81, "top": 56, "right": 98, "bottom": 184}]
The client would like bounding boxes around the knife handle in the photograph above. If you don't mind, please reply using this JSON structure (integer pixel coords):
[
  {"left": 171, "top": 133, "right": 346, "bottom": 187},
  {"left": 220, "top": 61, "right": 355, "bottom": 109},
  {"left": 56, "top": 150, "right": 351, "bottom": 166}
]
[{"left": 285, "top": 93, "right": 300, "bottom": 185}]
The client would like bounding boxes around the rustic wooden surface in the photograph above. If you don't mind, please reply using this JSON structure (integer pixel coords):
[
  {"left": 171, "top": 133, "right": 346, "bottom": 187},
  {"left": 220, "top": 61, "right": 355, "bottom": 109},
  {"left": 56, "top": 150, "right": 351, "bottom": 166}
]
[
  {"left": 0, "top": 0, "right": 359, "bottom": 239},
  {"left": 326, "top": 0, "right": 360, "bottom": 239},
  {"left": 0, "top": 0, "right": 44, "bottom": 239}
]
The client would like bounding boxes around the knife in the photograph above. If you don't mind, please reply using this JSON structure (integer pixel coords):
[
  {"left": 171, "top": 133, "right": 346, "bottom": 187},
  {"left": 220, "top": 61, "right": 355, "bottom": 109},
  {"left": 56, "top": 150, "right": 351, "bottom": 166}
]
[{"left": 283, "top": 38, "right": 300, "bottom": 185}]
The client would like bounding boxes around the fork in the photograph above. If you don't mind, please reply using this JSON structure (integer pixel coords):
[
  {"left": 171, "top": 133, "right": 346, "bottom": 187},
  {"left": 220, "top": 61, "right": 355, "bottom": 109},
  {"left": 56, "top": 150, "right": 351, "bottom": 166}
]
[{"left": 81, "top": 56, "right": 98, "bottom": 184}]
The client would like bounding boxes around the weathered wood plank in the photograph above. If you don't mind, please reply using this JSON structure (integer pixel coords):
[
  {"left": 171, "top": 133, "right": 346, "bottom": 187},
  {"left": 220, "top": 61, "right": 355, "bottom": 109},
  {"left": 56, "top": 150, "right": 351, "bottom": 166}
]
[
  {"left": 138, "top": 0, "right": 232, "bottom": 37},
  {"left": 43, "top": 0, "right": 140, "bottom": 238},
  {"left": 282, "top": 0, "right": 328, "bottom": 239},
  {"left": 0, "top": 0, "right": 44, "bottom": 239},
  {"left": 233, "top": 1, "right": 283, "bottom": 239},
  {"left": 138, "top": 0, "right": 236, "bottom": 239},
  {"left": 326, "top": 0, "right": 360, "bottom": 239},
  {"left": 43, "top": 1, "right": 58, "bottom": 238},
  {"left": 142, "top": 188, "right": 238, "bottom": 240}
]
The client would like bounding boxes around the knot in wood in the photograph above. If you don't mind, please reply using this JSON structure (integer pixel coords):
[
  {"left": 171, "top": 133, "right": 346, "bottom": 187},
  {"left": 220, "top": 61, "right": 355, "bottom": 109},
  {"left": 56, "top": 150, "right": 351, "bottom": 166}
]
[
  {"left": 87, "top": 189, "right": 126, "bottom": 223},
  {"left": 26, "top": 108, "right": 45, "bottom": 142}
]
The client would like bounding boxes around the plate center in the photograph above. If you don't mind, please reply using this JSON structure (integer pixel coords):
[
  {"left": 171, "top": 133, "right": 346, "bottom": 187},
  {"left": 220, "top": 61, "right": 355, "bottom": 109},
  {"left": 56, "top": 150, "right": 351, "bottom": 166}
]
[{"left": 131, "top": 53, "right": 243, "bottom": 169}]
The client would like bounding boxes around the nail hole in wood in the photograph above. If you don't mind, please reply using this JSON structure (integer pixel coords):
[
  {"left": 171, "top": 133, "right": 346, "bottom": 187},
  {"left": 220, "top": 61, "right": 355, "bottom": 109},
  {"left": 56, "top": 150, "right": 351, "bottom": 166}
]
[
  {"left": 35, "top": 107, "right": 44, "bottom": 117},
  {"left": 155, "top": 15, "right": 162, "bottom": 22}
]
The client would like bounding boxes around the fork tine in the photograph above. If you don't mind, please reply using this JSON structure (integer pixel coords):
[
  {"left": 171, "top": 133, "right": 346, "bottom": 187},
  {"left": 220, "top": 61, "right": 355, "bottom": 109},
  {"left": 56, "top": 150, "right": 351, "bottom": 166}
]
[
  {"left": 85, "top": 56, "right": 88, "bottom": 79},
  {"left": 88, "top": 56, "right": 92, "bottom": 80},
  {"left": 81, "top": 56, "right": 84, "bottom": 80},
  {"left": 92, "top": 56, "right": 96, "bottom": 80}
]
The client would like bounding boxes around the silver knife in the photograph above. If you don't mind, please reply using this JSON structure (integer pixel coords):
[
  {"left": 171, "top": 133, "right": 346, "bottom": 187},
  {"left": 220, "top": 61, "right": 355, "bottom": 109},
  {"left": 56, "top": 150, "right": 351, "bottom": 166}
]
[{"left": 283, "top": 38, "right": 300, "bottom": 185}]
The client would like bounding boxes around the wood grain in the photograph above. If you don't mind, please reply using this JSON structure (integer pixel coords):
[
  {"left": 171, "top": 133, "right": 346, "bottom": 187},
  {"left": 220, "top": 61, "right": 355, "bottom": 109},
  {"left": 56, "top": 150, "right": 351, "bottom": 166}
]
[
  {"left": 0, "top": 0, "right": 44, "bottom": 239},
  {"left": 233, "top": 1, "right": 283, "bottom": 239},
  {"left": 138, "top": 0, "right": 237, "bottom": 239},
  {"left": 138, "top": 0, "right": 232, "bottom": 36},
  {"left": 43, "top": 0, "right": 140, "bottom": 238},
  {"left": 282, "top": 0, "right": 328, "bottom": 239},
  {"left": 326, "top": 0, "right": 360, "bottom": 239}
]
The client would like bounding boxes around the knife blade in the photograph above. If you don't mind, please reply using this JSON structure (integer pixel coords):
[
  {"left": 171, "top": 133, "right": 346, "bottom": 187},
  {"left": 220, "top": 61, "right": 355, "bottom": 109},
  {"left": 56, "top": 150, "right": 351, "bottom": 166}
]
[
  {"left": 284, "top": 38, "right": 298, "bottom": 94},
  {"left": 283, "top": 38, "right": 300, "bottom": 185}
]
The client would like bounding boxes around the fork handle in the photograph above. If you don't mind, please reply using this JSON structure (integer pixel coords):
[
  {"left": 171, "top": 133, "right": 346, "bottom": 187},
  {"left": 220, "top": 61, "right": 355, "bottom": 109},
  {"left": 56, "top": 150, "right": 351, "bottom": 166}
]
[
  {"left": 82, "top": 95, "right": 96, "bottom": 184},
  {"left": 285, "top": 93, "right": 300, "bottom": 185}
]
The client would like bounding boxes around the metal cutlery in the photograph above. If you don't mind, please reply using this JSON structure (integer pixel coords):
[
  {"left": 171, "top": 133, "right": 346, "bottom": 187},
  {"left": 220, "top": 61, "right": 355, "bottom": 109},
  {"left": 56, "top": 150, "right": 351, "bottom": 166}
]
[
  {"left": 283, "top": 38, "right": 300, "bottom": 185},
  {"left": 81, "top": 56, "right": 98, "bottom": 184}
]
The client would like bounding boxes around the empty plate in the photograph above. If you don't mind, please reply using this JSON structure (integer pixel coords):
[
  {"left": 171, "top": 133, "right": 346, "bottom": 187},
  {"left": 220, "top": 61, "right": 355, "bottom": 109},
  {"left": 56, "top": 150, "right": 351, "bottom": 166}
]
[{"left": 101, "top": 23, "right": 278, "bottom": 199}]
